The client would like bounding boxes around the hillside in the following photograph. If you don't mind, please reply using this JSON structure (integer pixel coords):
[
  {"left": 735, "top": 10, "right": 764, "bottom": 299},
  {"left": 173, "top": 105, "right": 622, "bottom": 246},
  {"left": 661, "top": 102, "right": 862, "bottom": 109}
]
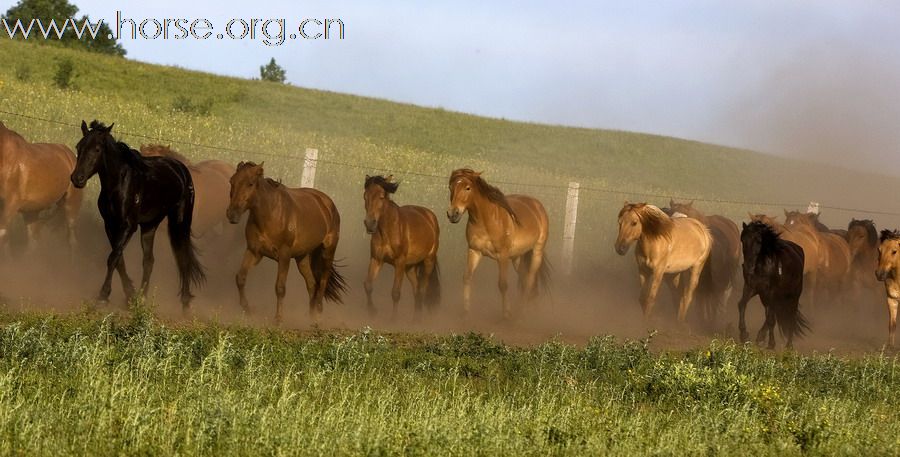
[{"left": 1, "top": 39, "right": 899, "bottom": 268}]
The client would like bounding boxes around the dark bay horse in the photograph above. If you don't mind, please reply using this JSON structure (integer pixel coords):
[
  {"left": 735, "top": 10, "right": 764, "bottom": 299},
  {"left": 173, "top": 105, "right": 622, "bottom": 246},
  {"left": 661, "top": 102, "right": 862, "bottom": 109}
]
[
  {"left": 737, "top": 221, "right": 808, "bottom": 349},
  {"left": 447, "top": 169, "right": 550, "bottom": 319},
  {"left": 140, "top": 145, "right": 235, "bottom": 237},
  {"left": 363, "top": 175, "right": 440, "bottom": 318},
  {"left": 750, "top": 214, "right": 820, "bottom": 307},
  {"left": 227, "top": 161, "right": 347, "bottom": 323},
  {"left": 669, "top": 200, "right": 741, "bottom": 326},
  {"left": 847, "top": 219, "right": 881, "bottom": 308},
  {"left": 785, "top": 210, "right": 851, "bottom": 304},
  {"left": 0, "top": 121, "right": 82, "bottom": 252},
  {"left": 616, "top": 203, "right": 712, "bottom": 322},
  {"left": 876, "top": 230, "right": 900, "bottom": 346},
  {"left": 71, "top": 121, "right": 205, "bottom": 308}
]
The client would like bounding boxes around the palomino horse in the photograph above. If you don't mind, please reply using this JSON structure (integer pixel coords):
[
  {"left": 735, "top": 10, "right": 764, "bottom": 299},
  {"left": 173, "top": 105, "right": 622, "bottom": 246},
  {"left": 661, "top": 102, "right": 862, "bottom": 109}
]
[
  {"left": 784, "top": 210, "right": 851, "bottom": 303},
  {"left": 876, "top": 229, "right": 900, "bottom": 346},
  {"left": 738, "top": 221, "right": 808, "bottom": 349},
  {"left": 363, "top": 175, "right": 440, "bottom": 318},
  {"left": 847, "top": 219, "right": 881, "bottom": 308},
  {"left": 669, "top": 200, "right": 741, "bottom": 325},
  {"left": 750, "top": 214, "right": 820, "bottom": 307},
  {"left": 226, "top": 161, "right": 347, "bottom": 323},
  {"left": 615, "top": 203, "right": 712, "bottom": 322},
  {"left": 71, "top": 121, "right": 205, "bottom": 309},
  {"left": 447, "top": 169, "right": 550, "bottom": 319},
  {"left": 140, "top": 145, "right": 235, "bottom": 237},
  {"left": 0, "top": 121, "right": 81, "bottom": 252}
]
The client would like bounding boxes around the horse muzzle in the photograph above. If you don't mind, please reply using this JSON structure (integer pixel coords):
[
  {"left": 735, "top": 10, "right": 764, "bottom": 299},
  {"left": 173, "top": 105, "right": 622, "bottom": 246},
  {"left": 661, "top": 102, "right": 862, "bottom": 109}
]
[
  {"left": 447, "top": 208, "right": 462, "bottom": 224},
  {"left": 226, "top": 207, "right": 242, "bottom": 224},
  {"left": 70, "top": 174, "right": 87, "bottom": 189},
  {"left": 364, "top": 219, "right": 377, "bottom": 234},
  {"left": 876, "top": 269, "right": 889, "bottom": 282}
]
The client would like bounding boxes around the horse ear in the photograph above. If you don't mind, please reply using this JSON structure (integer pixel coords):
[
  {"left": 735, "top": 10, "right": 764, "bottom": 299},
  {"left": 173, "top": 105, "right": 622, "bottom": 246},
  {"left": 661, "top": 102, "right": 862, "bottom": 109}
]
[
  {"left": 256, "top": 162, "right": 265, "bottom": 175},
  {"left": 688, "top": 200, "right": 694, "bottom": 207},
  {"left": 81, "top": 120, "right": 88, "bottom": 135},
  {"left": 669, "top": 198, "right": 675, "bottom": 207},
  {"left": 107, "top": 123, "right": 114, "bottom": 132},
  {"left": 747, "top": 212, "right": 754, "bottom": 220},
  {"left": 742, "top": 222, "right": 747, "bottom": 229},
  {"left": 475, "top": 171, "right": 483, "bottom": 177},
  {"left": 783, "top": 209, "right": 789, "bottom": 217}
]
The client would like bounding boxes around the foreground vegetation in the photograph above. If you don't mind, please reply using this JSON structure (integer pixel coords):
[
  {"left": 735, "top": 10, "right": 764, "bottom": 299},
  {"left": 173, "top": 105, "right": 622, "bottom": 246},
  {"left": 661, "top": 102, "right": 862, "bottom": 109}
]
[{"left": 0, "top": 306, "right": 897, "bottom": 455}]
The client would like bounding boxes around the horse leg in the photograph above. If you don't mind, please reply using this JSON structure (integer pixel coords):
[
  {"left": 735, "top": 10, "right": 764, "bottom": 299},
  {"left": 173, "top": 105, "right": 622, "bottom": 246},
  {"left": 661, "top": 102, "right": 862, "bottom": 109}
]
[
  {"left": 62, "top": 186, "right": 81, "bottom": 260},
  {"left": 296, "top": 256, "right": 317, "bottom": 304},
  {"left": 640, "top": 270, "right": 665, "bottom": 320},
  {"left": 139, "top": 224, "right": 157, "bottom": 296},
  {"left": 887, "top": 293, "right": 899, "bottom": 348},
  {"left": 274, "top": 256, "right": 291, "bottom": 325},
  {"left": 405, "top": 265, "right": 422, "bottom": 320},
  {"left": 421, "top": 256, "right": 437, "bottom": 311},
  {"left": 756, "top": 305, "right": 775, "bottom": 348},
  {"left": 524, "top": 245, "right": 546, "bottom": 302},
  {"left": 737, "top": 282, "right": 756, "bottom": 343},
  {"left": 363, "top": 257, "right": 383, "bottom": 315},
  {"left": 498, "top": 255, "right": 512, "bottom": 320},
  {"left": 462, "top": 249, "right": 483, "bottom": 315},
  {"left": 678, "top": 264, "right": 704, "bottom": 323},
  {"left": 804, "top": 270, "right": 818, "bottom": 309},
  {"left": 235, "top": 249, "right": 261, "bottom": 314},
  {"left": 100, "top": 224, "right": 137, "bottom": 304},
  {"left": 21, "top": 211, "right": 44, "bottom": 252},
  {"left": 0, "top": 196, "right": 19, "bottom": 255},
  {"left": 391, "top": 259, "right": 406, "bottom": 320}
]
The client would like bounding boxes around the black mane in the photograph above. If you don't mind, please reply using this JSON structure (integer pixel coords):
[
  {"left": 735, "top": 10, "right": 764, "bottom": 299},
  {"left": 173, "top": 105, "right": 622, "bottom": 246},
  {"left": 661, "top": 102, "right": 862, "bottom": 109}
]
[
  {"left": 880, "top": 229, "right": 900, "bottom": 243},
  {"left": 365, "top": 175, "right": 400, "bottom": 194},
  {"left": 746, "top": 220, "right": 782, "bottom": 253},
  {"left": 849, "top": 219, "right": 878, "bottom": 246},
  {"left": 88, "top": 120, "right": 149, "bottom": 172}
]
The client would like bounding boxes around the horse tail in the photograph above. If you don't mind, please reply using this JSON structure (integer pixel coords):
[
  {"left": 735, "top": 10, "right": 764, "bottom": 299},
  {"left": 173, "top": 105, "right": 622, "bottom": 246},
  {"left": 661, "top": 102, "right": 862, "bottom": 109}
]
[
  {"left": 776, "top": 302, "right": 810, "bottom": 340},
  {"left": 168, "top": 181, "right": 206, "bottom": 300},
  {"left": 311, "top": 247, "right": 347, "bottom": 304},
  {"left": 419, "top": 260, "right": 441, "bottom": 308}
]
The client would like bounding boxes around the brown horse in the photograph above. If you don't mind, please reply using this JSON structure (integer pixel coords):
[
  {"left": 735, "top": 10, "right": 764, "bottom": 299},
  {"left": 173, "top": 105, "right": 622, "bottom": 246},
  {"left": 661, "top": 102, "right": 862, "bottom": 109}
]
[
  {"left": 0, "top": 121, "right": 81, "bottom": 252},
  {"left": 784, "top": 210, "right": 851, "bottom": 303},
  {"left": 750, "top": 213, "right": 820, "bottom": 307},
  {"left": 669, "top": 200, "right": 741, "bottom": 325},
  {"left": 226, "top": 162, "right": 347, "bottom": 323},
  {"left": 876, "top": 230, "right": 900, "bottom": 346},
  {"left": 363, "top": 175, "right": 440, "bottom": 318},
  {"left": 616, "top": 203, "right": 712, "bottom": 322},
  {"left": 140, "top": 145, "right": 234, "bottom": 237},
  {"left": 847, "top": 219, "right": 881, "bottom": 310},
  {"left": 447, "top": 169, "right": 550, "bottom": 319}
]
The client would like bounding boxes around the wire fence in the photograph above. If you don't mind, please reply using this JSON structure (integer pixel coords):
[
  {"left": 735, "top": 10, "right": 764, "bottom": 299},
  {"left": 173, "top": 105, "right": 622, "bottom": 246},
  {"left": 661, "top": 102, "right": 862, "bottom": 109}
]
[{"left": 2, "top": 107, "right": 899, "bottom": 217}]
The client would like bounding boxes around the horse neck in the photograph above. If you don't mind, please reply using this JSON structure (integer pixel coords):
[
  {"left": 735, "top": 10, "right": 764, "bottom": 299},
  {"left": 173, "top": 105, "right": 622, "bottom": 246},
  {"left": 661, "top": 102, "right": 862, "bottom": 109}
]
[
  {"left": 97, "top": 145, "right": 134, "bottom": 190},
  {"left": 377, "top": 199, "right": 401, "bottom": 236},
  {"left": 247, "top": 181, "right": 283, "bottom": 226},
  {"left": 467, "top": 191, "right": 506, "bottom": 227}
]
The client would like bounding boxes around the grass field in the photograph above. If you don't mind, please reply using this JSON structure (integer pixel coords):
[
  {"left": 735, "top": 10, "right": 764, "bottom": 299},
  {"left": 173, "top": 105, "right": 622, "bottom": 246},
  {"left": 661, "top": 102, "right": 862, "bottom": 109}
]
[
  {"left": 3, "top": 39, "right": 900, "bottom": 455},
  {"left": 1, "top": 307, "right": 899, "bottom": 456}
]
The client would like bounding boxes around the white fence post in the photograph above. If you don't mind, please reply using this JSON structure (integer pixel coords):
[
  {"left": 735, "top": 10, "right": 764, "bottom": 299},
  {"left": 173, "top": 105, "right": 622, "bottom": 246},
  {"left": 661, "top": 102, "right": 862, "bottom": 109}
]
[
  {"left": 562, "top": 181, "right": 580, "bottom": 276},
  {"left": 301, "top": 148, "right": 318, "bottom": 188}
]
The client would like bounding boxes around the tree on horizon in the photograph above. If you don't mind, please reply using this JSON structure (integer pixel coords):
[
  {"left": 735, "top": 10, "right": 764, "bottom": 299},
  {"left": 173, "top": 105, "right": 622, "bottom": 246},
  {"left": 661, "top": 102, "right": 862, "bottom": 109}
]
[{"left": 3, "top": 0, "right": 125, "bottom": 56}]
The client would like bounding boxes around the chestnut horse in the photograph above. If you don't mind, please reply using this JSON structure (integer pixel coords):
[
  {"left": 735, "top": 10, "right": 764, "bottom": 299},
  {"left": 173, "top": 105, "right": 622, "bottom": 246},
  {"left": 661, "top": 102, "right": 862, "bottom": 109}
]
[
  {"left": 140, "top": 144, "right": 234, "bottom": 237},
  {"left": 750, "top": 213, "right": 820, "bottom": 307},
  {"left": 447, "top": 169, "right": 550, "bottom": 319},
  {"left": 669, "top": 200, "right": 741, "bottom": 325},
  {"left": 616, "top": 203, "right": 712, "bottom": 322},
  {"left": 0, "top": 121, "right": 81, "bottom": 252},
  {"left": 876, "top": 229, "right": 900, "bottom": 346},
  {"left": 226, "top": 161, "right": 347, "bottom": 323},
  {"left": 847, "top": 219, "right": 881, "bottom": 309},
  {"left": 784, "top": 210, "right": 851, "bottom": 303}
]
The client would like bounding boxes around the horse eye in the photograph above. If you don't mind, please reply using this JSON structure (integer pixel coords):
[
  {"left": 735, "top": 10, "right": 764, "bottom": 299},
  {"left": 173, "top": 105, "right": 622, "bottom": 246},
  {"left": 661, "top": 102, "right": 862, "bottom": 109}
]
[
  {"left": 631, "top": 221, "right": 637, "bottom": 226},
  {"left": 466, "top": 186, "right": 471, "bottom": 191}
]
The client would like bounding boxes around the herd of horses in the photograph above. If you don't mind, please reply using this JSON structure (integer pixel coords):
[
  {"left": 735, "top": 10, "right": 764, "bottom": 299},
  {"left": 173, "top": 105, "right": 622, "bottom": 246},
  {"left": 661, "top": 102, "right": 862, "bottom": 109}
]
[{"left": 2, "top": 119, "right": 899, "bottom": 349}]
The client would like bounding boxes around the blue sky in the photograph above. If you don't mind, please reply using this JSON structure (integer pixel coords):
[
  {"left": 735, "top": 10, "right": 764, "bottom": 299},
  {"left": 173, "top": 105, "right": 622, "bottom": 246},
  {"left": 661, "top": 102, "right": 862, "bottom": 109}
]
[{"left": 5, "top": 1, "right": 900, "bottom": 172}]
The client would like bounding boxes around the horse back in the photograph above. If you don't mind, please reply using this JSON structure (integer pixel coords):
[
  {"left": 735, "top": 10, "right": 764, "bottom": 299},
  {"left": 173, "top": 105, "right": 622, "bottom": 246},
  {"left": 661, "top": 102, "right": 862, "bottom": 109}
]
[{"left": 775, "top": 240, "right": 806, "bottom": 296}]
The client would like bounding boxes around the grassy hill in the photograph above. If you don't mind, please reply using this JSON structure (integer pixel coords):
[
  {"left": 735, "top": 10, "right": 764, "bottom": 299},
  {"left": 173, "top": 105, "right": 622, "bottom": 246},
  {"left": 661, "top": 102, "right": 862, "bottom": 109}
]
[{"left": 2, "top": 39, "right": 899, "bottom": 269}]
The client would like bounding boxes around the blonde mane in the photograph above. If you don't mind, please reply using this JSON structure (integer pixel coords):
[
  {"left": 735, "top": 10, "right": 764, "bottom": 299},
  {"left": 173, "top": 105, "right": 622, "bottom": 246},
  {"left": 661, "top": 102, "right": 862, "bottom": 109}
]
[{"left": 621, "top": 203, "right": 674, "bottom": 241}]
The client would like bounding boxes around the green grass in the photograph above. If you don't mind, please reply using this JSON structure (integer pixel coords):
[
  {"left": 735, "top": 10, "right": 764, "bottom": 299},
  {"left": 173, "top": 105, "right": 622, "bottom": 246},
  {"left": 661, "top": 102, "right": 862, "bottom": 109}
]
[{"left": 0, "top": 308, "right": 898, "bottom": 455}]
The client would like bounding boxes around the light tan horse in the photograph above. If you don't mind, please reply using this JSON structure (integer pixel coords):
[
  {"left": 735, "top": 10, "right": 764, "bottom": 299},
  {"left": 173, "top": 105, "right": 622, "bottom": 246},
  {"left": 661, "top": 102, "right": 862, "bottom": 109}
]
[
  {"left": 669, "top": 200, "right": 741, "bottom": 325},
  {"left": 876, "top": 229, "right": 900, "bottom": 346},
  {"left": 447, "top": 169, "right": 550, "bottom": 319},
  {"left": 784, "top": 210, "right": 851, "bottom": 303},
  {"left": 750, "top": 213, "right": 820, "bottom": 307},
  {"left": 615, "top": 203, "right": 712, "bottom": 322},
  {"left": 363, "top": 175, "right": 441, "bottom": 318},
  {"left": 0, "top": 121, "right": 81, "bottom": 252},
  {"left": 140, "top": 144, "right": 234, "bottom": 237},
  {"left": 226, "top": 162, "right": 347, "bottom": 323}
]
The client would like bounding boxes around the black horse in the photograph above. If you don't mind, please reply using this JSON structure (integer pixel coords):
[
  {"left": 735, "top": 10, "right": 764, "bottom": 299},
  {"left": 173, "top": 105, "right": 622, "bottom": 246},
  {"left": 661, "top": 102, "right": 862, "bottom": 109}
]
[
  {"left": 737, "top": 221, "right": 809, "bottom": 349},
  {"left": 70, "top": 121, "right": 205, "bottom": 310}
]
